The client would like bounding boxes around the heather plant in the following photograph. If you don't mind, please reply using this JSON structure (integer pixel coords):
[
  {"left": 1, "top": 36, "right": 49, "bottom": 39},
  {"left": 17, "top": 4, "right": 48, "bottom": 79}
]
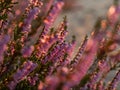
[{"left": 0, "top": 0, "right": 120, "bottom": 90}]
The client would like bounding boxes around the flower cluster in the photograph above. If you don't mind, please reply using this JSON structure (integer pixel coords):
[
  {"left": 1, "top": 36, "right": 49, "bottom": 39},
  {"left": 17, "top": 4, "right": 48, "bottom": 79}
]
[{"left": 0, "top": 0, "right": 120, "bottom": 90}]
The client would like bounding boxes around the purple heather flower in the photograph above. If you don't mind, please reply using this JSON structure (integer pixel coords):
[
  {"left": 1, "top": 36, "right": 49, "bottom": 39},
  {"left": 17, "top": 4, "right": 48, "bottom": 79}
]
[
  {"left": 56, "top": 17, "right": 68, "bottom": 41},
  {"left": 107, "top": 70, "right": 120, "bottom": 90},
  {"left": 0, "top": 34, "right": 10, "bottom": 64},
  {"left": 44, "top": 0, "right": 64, "bottom": 24},
  {"left": 51, "top": 42, "right": 68, "bottom": 61},
  {"left": 70, "top": 35, "right": 88, "bottom": 67},
  {"left": 29, "top": 0, "right": 43, "bottom": 8},
  {"left": 36, "top": 35, "right": 52, "bottom": 58},
  {"left": 13, "top": 61, "right": 37, "bottom": 81},
  {"left": 55, "top": 21, "right": 68, "bottom": 42},
  {"left": 36, "top": 17, "right": 68, "bottom": 58},
  {"left": 20, "top": 6, "right": 41, "bottom": 58},
  {"left": 29, "top": 0, "right": 38, "bottom": 5},
  {"left": 108, "top": 5, "right": 120, "bottom": 25},
  {"left": 21, "top": 45, "right": 34, "bottom": 58},
  {"left": 83, "top": 71, "right": 103, "bottom": 90},
  {"left": 48, "top": 42, "right": 69, "bottom": 75},
  {"left": 36, "top": 34, "right": 56, "bottom": 58},
  {"left": 43, "top": 0, "right": 64, "bottom": 35},
  {"left": 27, "top": 75, "right": 39, "bottom": 86},
  {"left": 36, "top": 0, "right": 65, "bottom": 57},
  {"left": 55, "top": 40, "right": 76, "bottom": 68},
  {"left": 58, "top": 29, "right": 68, "bottom": 41},
  {"left": 62, "top": 41, "right": 76, "bottom": 66},
  {"left": 7, "top": 60, "right": 37, "bottom": 89},
  {"left": 20, "top": 0, "right": 42, "bottom": 46},
  {"left": 42, "top": 42, "right": 65, "bottom": 64},
  {"left": 97, "top": 80, "right": 105, "bottom": 90},
  {"left": 22, "top": 7, "right": 40, "bottom": 33},
  {"left": 7, "top": 81, "right": 17, "bottom": 90}
]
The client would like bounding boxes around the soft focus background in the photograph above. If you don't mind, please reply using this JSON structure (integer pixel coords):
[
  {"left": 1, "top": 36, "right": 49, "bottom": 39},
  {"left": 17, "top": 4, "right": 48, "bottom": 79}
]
[{"left": 58, "top": 0, "right": 113, "bottom": 47}]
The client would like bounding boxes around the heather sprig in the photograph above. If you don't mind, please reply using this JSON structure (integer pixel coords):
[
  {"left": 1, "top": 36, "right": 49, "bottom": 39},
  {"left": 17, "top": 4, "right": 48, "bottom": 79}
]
[
  {"left": 0, "top": 0, "right": 16, "bottom": 21},
  {"left": 70, "top": 35, "right": 88, "bottom": 69},
  {"left": 107, "top": 69, "right": 120, "bottom": 90},
  {"left": 7, "top": 60, "right": 38, "bottom": 90}
]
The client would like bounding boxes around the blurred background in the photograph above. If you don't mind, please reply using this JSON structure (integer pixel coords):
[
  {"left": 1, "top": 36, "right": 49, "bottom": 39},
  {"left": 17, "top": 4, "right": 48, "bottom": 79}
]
[{"left": 58, "top": 0, "right": 113, "bottom": 47}]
